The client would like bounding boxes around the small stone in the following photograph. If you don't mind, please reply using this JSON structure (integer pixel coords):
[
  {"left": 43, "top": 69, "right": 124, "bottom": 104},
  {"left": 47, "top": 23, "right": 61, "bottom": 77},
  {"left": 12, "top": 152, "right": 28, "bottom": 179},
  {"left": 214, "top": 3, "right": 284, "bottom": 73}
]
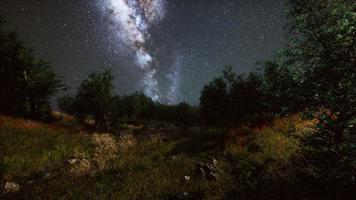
[
  {"left": 67, "top": 159, "right": 78, "bottom": 164},
  {"left": 212, "top": 158, "right": 218, "bottom": 166},
  {"left": 43, "top": 172, "right": 51, "bottom": 179},
  {"left": 178, "top": 192, "right": 189, "bottom": 199},
  {"left": 4, "top": 182, "right": 20, "bottom": 193},
  {"left": 199, "top": 167, "right": 206, "bottom": 178},
  {"left": 184, "top": 175, "right": 191, "bottom": 182}
]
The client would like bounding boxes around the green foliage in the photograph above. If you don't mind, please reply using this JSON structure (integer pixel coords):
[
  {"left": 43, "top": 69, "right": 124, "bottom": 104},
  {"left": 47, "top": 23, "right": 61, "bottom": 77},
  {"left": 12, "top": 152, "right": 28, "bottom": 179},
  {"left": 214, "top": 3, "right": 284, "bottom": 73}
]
[
  {"left": 200, "top": 65, "right": 264, "bottom": 125},
  {"left": 0, "top": 17, "right": 61, "bottom": 120},
  {"left": 198, "top": 1, "right": 355, "bottom": 198},
  {"left": 174, "top": 102, "right": 200, "bottom": 127},
  {"left": 282, "top": 1, "right": 356, "bottom": 196},
  {"left": 0, "top": 116, "right": 91, "bottom": 179},
  {"left": 0, "top": 112, "right": 346, "bottom": 200},
  {"left": 223, "top": 115, "right": 317, "bottom": 199},
  {"left": 58, "top": 73, "right": 201, "bottom": 129},
  {"left": 0, "top": 116, "right": 231, "bottom": 200},
  {"left": 57, "top": 96, "right": 75, "bottom": 115},
  {"left": 120, "top": 91, "right": 155, "bottom": 119},
  {"left": 200, "top": 76, "right": 228, "bottom": 124},
  {"left": 59, "top": 70, "right": 115, "bottom": 130},
  {"left": 1, "top": 1, "right": 354, "bottom": 198},
  {"left": 261, "top": 50, "right": 307, "bottom": 114},
  {"left": 152, "top": 102, "right": 200, "bottom": 127}
]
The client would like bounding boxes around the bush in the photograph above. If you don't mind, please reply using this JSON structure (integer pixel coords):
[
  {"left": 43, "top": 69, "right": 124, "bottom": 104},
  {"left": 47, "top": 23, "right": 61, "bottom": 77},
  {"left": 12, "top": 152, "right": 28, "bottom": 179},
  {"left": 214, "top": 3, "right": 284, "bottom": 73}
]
[{"left": 224, "top": 115, "right": 317, "bottom": 198}]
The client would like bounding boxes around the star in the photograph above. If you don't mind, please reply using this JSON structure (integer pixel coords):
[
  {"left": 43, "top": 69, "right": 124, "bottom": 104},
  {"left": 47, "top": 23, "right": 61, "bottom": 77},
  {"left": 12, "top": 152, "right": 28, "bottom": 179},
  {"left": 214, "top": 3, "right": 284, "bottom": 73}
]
[{"left": 0, "top": 0, "right": 288, "bottom": 105}]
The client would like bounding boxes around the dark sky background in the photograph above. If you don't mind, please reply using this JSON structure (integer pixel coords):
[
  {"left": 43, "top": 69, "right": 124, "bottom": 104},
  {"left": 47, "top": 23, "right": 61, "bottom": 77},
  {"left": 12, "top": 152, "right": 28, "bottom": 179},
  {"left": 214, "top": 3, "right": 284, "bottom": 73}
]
[{"left": 0, "top": 0, "right": 288, "bottom": 105}]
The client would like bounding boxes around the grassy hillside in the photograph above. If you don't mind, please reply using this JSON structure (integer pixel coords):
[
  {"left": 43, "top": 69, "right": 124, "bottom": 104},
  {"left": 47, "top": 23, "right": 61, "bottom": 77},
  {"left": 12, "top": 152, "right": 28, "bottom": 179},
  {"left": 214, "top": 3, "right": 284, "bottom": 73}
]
[{"left": 1, "top": 114, "right": 319, "bottom": 199}]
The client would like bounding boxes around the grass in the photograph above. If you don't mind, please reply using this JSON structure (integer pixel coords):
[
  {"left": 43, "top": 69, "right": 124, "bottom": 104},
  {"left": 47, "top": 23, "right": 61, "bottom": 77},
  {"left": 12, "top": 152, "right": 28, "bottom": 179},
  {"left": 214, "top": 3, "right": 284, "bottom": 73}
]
[
  {"left": 0, "top": 114, "right": 317, "bottom": 199},
  {"left": 0, "top": 116, "right": 92, "bottom": 180}
]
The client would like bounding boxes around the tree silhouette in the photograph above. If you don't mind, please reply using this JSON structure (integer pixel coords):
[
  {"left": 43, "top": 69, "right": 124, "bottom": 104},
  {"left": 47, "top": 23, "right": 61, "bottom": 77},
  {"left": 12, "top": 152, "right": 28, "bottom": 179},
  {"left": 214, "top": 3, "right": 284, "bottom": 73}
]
[{"left": 0, "top": 17, "right": 61, "bottom": 119}]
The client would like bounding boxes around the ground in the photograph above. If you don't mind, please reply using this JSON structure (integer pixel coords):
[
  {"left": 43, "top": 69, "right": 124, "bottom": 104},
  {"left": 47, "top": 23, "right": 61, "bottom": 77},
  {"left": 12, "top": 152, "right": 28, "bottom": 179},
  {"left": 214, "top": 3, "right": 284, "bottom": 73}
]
[{"left": 0, "top": 114, "right": 316, "bottom": 200}]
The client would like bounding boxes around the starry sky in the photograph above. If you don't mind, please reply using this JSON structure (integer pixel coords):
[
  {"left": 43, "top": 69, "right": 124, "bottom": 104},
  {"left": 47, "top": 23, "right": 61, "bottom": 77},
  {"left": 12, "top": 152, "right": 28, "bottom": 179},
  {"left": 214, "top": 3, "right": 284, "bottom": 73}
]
[{"left": 0, "top": 0, "right": 287, "bottom": 105}]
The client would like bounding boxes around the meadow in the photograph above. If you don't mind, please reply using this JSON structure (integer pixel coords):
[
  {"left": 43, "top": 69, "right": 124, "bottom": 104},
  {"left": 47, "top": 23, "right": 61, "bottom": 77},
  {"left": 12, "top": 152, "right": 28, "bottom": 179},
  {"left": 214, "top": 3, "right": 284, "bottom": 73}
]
[{"left": 0, "top": 114, "right": 322, "bottom": 200}]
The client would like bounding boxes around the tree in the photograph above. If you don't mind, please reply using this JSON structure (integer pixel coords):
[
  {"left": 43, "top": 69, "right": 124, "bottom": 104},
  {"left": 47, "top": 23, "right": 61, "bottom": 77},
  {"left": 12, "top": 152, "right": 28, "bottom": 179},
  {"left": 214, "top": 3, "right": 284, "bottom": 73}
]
[
  {"left": 278, "top": 0, "right": 356, "bottom": 197},
  {"left": 59, "top": 70, "right": 115, "bottom": 129},
  {"left": 260, "top": 50, "right": 307, "bottom": 114},
  {"left": 124, "top": 91, "right": 155, "bottom": 119},
  {"left": 200, "top": 76, "right": 228, "bottom": 125},
  {"left": 174, "top": 102, "right": 200, "bottom": 127},
  {"left": 25, "top": 60, "right": 61, "bottom": 119},
  {"left": 230, "top": 72, "right": 264, "bottom": 122},
  {"left": 0, "top": 17, "right": 61, "bottom": 119},
  {"left": 200, "top": 65, "right": 264, "bottom": 125}
]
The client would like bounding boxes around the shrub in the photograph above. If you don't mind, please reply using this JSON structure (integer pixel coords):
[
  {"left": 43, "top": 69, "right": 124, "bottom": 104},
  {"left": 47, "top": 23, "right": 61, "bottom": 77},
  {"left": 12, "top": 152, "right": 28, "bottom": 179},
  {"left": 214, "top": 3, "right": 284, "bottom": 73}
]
[{"left": 224, "top": 114, "right": 317, "bottom": 198}]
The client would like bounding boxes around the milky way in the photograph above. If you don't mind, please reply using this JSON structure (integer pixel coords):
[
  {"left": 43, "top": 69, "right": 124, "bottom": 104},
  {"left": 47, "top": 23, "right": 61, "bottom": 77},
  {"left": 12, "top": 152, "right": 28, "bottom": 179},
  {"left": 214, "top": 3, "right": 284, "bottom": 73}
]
[
  {"left": 167, "top": 53, "right": 183, "bottom": 104},
  {"left": 100, "top": 0, "right": 166, "bottom": 101},
  {"left": 0, "top": 0, "right": 288, "bottom": 105}
]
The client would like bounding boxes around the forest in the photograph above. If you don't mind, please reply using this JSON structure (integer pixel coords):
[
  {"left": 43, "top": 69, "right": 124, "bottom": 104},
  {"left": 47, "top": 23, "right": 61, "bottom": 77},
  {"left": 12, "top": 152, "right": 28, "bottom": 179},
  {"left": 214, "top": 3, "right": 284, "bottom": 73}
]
[{"left": 0, "top": 0, "right": 355, "bottom": 199}]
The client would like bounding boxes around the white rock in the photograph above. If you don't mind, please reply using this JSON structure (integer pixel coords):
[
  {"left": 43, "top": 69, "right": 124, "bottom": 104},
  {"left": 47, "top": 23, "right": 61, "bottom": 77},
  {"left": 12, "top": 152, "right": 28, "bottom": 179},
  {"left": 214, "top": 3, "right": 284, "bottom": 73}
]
[
  {"left": 212, "top": 158, "right": 218, "bottom": 166},
  {"left": 68, "top": 159, "right": 78, "bottom": 164},
  {"left": 184, "top": 175, "right": 191, "bottom": 182},
  {"left": 4, "top": 182, "right": 20, "bottom": 193}
]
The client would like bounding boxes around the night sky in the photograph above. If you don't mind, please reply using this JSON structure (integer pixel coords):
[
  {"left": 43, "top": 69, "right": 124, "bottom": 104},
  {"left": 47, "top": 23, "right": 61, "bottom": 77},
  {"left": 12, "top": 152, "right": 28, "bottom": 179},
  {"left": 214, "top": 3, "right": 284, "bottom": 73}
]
[{"left": 0, "top": 0, "right": 287, "bottom": 105}]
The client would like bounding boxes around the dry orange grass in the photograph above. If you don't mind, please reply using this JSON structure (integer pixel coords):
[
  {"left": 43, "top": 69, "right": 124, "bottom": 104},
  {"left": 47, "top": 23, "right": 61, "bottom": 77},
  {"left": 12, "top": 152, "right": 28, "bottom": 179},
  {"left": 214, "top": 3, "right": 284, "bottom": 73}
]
[
  {"left": 117, "top": 134, "right": 137, "bottom": 152},
  {"left": 224, "top": 114, "right": 319, "bottom": 150},
  {"left": 0, "top": 115, "right": 47, "bottom": 130},
  {"left": 271, "top": 114, "right": 319, "bottom": 137},
  {"left": 0, "top": 114, "right": 83, "bottom": 135},
  {"left": 92, "top": 133, "right": 119, "bottom": 170},
  {"left": 223, "top": 114, "right": 315, "bottom": 165},
  {"left": 52, "top": 111, "right": 75, "bottom": 122}
]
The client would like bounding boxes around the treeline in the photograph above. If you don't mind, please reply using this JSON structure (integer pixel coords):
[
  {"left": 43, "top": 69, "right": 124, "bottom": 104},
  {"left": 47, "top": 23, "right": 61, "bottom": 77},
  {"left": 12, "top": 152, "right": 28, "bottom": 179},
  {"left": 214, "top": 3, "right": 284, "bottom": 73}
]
[
  {"left": 201, "top": 0, "right": 355, "bottom": 130},
  {"left": 57, "top": 70, "right": 199, "bottom": 130},
  {"left": 0, "top": 17, "right": 199, "bottom": 128},
  {"left": 199, "top": 0, "right": 356, "bottom": 197}
]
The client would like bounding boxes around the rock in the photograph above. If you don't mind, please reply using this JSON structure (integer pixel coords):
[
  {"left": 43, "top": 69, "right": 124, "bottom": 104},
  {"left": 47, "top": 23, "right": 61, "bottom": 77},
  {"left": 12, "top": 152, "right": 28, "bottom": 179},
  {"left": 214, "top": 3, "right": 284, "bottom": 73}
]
[
  {"left": 42, "top": 172, "right": 51, "bottom": 179},
  {"left": 184, "top": 175, "right": 191, "bottom": 182},
  {"left": 212, "top": 158, "right": 218, "bottom": 166},
  {"left": 67, "top": 159, "right": 78, "bottom": 164},
  {"left": 178, "top": 192, "right": 189, "bottom": 199},
  {"left": 193, "top": 159, "right": 220, "bottom": 181},
  {"left": 4, "top": 182, "right": 20, "bottom": 193}
]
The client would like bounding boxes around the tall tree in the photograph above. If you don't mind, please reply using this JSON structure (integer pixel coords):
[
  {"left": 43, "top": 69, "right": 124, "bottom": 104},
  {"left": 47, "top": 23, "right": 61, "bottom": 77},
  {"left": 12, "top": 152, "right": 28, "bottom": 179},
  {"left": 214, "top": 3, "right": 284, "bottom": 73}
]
[
  {"left": 200, "top": 65, "right": 264, "bottom": 125},
  {"left": 70, "top": 70, "right": 115, "bottom": 130},
  {"left": 282, "top": 0, "right": 356, "bottom": 196},
  {"left": 0, "top": 17, "right": 61, "bottom": 119},
  {"left": 200, "top": 76, "right": 228, "bottom": 125}
]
